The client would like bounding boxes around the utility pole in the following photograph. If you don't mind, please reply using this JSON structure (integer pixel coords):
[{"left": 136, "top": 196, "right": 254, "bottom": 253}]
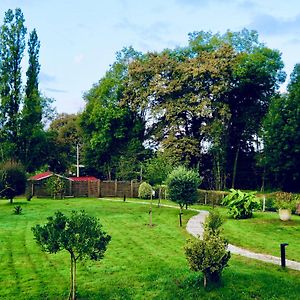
[{"left": 76, "top": 143, "right": 79, "bottom": 177}]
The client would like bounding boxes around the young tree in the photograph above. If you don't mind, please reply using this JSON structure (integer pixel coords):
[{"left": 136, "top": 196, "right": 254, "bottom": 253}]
[
  {"left": 166, "top": 166, "right": 200, "bottom": 225},
  {"left": 185, "top": 210, "right": 230, "bottom": 287},
  {"left": 32, "top": 210, "right": 111, "bottom": 300},
  {"left": 0, "top": 8, "right": 26, "bottom": 159}
]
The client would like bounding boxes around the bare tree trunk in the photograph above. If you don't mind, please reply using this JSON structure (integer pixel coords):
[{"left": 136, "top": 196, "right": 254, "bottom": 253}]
[
  {"left": 203, "top": 274, "right": 207, "bottom": 288},
  {"left": 232, "top": 147, "right": 240, "bottom": 189}
]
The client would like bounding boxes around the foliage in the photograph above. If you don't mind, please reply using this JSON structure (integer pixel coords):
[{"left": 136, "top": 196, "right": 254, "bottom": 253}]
[
  {"left": 80, "top": 47, "right": 147, "bottom": 179},
  {"left": 46, "top": 176, "right": 66, "bottom": 199},
  {"left": 221, "top": 189, "right": 260, "bottom": 219},
  {"left": 0, "top": 161, "right": 27, "bottom": 203},
  {"left": 13, "top": 205, "right": 22, "bottom": 215},
  {"left": 273, "top": 192, "right": 296, "bottom": 211},
  {"left": 166, "top": 166, "right": 200, "bottom": 209},
  {"left": 262, "top": 64, "right": 300, "bottom": 191},
  {"left": 0, "top": 8, "right": 26, "bottom": 160},
  {"left": 143, "top": 152, "right": 173, "bottom": 186},
  {"left": 185, "top": 210, "right": 230, "bottom": 287},
  {"left": 32, "top": 210, "right": 111, "bottom": 300},
  {"left": 138, "top": 182, "right": 153, "bottom": 199}
]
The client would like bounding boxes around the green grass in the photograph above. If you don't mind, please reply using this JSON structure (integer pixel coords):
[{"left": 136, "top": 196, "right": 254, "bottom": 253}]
[{"left": 0, "top": 198, "right": 300, "bottom": 299}]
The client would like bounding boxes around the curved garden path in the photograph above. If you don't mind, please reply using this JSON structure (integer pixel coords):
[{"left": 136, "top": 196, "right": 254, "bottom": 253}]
[
  {"left": 186, "top": 209, "right": 300, "bottom": 271},
  {"left": 99, "top": 198, "right": 300, "bottom": 271}
]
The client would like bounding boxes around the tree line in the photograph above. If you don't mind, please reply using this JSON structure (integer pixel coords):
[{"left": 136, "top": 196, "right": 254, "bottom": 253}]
[{"left": 0, "top": 8, "right": 299, "bottom": 192}]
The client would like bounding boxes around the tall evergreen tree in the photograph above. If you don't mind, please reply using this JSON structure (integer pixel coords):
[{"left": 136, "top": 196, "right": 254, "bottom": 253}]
[
  {"left": 0, "top": 8, "right": 26, "bottom": 159},
  {"left": 19, "top": 29, "right": 43, "bottom": 168}
]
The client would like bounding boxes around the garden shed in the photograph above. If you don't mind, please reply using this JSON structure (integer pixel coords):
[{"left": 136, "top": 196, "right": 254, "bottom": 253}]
[
  {"left": 68, "top": 176, "right": 99, "bottom": 197},
  {"left": 28, "top": 171, "right": 72, "bottom": 197}
]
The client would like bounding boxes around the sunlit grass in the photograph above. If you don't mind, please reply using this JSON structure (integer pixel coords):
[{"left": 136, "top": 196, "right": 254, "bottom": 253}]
[{"left": 0, "top": 198, "right": 299, "bottom": 299}]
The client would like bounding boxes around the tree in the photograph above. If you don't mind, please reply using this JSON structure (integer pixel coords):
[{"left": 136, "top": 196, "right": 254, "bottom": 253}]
[
  {"left": 143, "top": 151, "right": 173, "bottom": 186},
  {"left": 80, "top": 47, "right": 148, "bottom": 179},
  {"left": 0, "top": 161, "right": 26, "bottom": 203},
  {"left": 262, "top": 64, "right": 300, "bottom": 191},
  {"left": 166, "top": 166, "right": 200, "bottom": 224},
  {"left": 0, "top": 8, "right": 27, "bottom": 160},
  {"left": 185, "top": 210, "right": 230, "bottom": 287},
  {"left": 32, "top": 210, "right": 111, "bottom": 300}
]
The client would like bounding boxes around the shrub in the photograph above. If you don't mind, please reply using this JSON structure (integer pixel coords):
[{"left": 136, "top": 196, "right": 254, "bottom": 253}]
[
  {"left": 0, "top": 161, "right": 27, "bottom": 204},
  {"left": 185, "top": 211, "right": 230, "bottom": 287},
  {"left": 274, "top": 192, "right": 297, "bottom": 212},
  {"left": 46, "top": 176, "right": 66, "bottom": 199},
  {"left": 166, "top": 166, "right": 200, "bottom": 210},
  {"left": 138, "top": 182, "right": 153, "bottom": 199},
  {"left": 13, "top": 205, "right": 23, "bottom": 215},
  {"left": 221, "top": 189, "right": 260, "bottom": 219}
]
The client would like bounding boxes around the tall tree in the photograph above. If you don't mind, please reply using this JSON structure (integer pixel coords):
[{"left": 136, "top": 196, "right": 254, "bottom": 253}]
[
  {"left": 262, "top": 64, "right": 300, "bottom": 191},
  {"left": 19, "top": 29, "right": 43, "bottom": 169},
  {"left": 0, "top": 8, "right": 26, "bottom": 160},
  {"left": 81, "top": 47, "right": 148, "bottom": 179}
]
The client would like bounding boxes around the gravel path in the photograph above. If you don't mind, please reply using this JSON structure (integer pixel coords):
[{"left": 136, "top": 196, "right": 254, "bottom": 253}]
[
  {"left": 186, "top": 210, "right": 300, "bottom": 271},
  {"left": 99, "top": 198, "right": 300, "bottom": 271}
]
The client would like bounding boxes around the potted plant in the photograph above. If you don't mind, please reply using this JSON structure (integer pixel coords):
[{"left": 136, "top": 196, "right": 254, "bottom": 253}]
[{"left": 274, "top": 192, "right": 296, "bottom": 221}]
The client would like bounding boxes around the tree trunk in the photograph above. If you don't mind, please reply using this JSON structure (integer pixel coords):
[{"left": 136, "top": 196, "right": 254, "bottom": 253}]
[
  {"left": 231, "top": 147, "right": 240, "bottom": 189},
  {"left": 203, "top": 273, "right": 207, "bottom": 288},
  {"left": 69, "top": 255, "right": 73, "bottom": 300},
  {"left": 73, "top": 259, "right": 76, "bottom": 300}
]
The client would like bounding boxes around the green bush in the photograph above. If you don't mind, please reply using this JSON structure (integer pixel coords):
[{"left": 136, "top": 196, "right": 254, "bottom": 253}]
[
  {"left": 197, "top": 190, "right": 229, "bottom": 206},
  {"left": 0, "top": 161, "right": 27, "bottom": 204},
  {"left": 221, "top": 189, "right": 260, "bottom": 219},
  {"left": 166, "top": 166, "right": 200, "bottom": 209},
  {"left": 185, "top": 210, "right": 230, "bottom": 287},
  {"left": 273, "top": 192, "right": 297, "bottom": 212},
  {"left": 46, "top": 176, "right": 66, "bottom": 199},
  {"left": 138, "top": 182, "right": 153, "bottom": 199}
]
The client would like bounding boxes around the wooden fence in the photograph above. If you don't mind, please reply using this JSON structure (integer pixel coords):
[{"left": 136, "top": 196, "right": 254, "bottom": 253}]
[{"left": 31, "top": 180, "right": 140, "bottom": 198}]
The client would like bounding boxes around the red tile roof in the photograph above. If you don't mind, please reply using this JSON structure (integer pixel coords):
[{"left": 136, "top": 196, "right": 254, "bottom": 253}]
[
  {"left": 69, "top": 176, "right": 98, "bottom": 182},
  {"left": 29, "top": 171, "right": 53, "bottom": 181}
]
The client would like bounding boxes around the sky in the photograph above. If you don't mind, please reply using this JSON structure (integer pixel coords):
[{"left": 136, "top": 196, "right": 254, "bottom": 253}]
[{"left": 0, "top": 0, "right": 299, "bottom": 114}]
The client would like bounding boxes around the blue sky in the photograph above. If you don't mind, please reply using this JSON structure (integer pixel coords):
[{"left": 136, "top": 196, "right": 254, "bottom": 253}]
[{"left": 0, "top": 0, "right": 299, "bottom": 113}]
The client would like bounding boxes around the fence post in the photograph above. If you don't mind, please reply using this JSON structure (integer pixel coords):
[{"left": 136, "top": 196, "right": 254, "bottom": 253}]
[
  {"left": 97, "top": 180, "right": 100, "bottom": 198},
  {"left": 131, "top": 180, "right": 134, "bottom": 198},
  {"left": 115, "top": 180, "right": 118, "bottom": 197}
]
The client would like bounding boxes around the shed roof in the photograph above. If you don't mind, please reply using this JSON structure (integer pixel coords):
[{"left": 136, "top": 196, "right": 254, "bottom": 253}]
[
  {"left": 69, "top": 176, "right": 98, "bottom": 182},
  {"left": 29, "top": 171, "right": 53, "bottom": 181}
]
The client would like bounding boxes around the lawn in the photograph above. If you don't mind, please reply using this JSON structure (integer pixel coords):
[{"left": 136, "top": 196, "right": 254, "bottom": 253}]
[{"left": 0, "top": 198, "right": 300, "bottom": 299}]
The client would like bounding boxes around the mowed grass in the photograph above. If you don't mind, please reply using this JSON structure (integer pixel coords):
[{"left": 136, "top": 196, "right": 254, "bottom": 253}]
[
  {"left": 0, "top": 198, "right": 299, "bottom": 299},
  {"left": 125, "top": 198, "right": 300, "bottom": 261}
]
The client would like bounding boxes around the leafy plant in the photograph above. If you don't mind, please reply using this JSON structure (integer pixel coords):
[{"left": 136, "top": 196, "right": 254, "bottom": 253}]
[
  {"left": 46, "top": 176, "right": 66, "bottom": 199},
  {"left": 13, "top": 205, "right": 22, "bottom": 215},
  {"left": 185, "top": 210, "right": 230, "bottom": 287},
  {"left": 32, "top": 210, "right": 111, "bottom": 300},
  {"left": 138, "top": 182, "right": 153, "bottom": 199},
  {"left": 274, "top": 192, "right": 296, "bottom": 212},
  {"left": 221, "top": 189, "right": 260, "bottom": 219}
]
